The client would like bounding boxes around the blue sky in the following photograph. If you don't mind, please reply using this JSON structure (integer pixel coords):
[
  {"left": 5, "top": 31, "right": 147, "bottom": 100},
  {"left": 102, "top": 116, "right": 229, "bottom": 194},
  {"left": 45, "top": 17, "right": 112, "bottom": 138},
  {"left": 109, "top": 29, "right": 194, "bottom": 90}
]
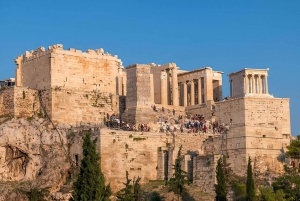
[{"left": 0, "top": 1, "right": 299, "bottom": 135}]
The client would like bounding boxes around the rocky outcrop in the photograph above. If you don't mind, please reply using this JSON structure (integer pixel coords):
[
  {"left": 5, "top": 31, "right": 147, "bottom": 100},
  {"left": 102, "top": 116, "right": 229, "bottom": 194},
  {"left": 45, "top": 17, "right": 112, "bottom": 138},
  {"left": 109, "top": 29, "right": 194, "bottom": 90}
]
[{"left": 0, "top": 117, "right": 76, "bottom": 201}]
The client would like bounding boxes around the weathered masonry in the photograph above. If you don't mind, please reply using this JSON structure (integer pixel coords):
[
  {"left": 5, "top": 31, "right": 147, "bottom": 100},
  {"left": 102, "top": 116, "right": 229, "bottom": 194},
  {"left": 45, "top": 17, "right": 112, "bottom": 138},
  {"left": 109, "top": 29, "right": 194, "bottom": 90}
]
[
  {"left": 228, "top": 68, "right": 270, "bottom": 98},
  {"left": 13, "top": 44, "right": 126, "bottom": 125}
]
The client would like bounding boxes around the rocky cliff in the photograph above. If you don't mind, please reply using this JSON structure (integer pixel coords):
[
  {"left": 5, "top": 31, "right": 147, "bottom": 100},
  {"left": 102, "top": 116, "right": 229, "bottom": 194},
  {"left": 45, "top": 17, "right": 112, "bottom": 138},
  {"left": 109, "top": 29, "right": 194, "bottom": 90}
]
[{"left": 0, "top": 117, "right": 86, "bottom": 201}]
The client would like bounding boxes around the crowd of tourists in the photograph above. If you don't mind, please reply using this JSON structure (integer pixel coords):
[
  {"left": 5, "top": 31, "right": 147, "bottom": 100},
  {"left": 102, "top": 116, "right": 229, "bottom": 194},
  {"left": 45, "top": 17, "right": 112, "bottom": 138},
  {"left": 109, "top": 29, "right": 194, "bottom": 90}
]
[{"left": 105, "top": 107, "right": 229, "bottom": 135}]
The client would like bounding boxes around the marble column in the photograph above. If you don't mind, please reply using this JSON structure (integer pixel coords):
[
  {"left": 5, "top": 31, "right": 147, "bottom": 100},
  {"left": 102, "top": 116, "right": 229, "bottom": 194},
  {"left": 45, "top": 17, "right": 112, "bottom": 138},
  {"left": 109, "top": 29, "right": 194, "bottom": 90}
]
[
  {"left": 258, "top": 75, "right": 262, "bottom": 94},
  {"left": 183, "top": 81, "right": 187, "bottom": 107},
  {"left": 190, "top": 80, "right": 195, "bottom": 105},
  {"left": 166, "top": 69, "right": 171, "bottom": 105},
  {"left": 150, "top": 74, "right": 154, "bottom": 102},
  {"left": 252, "top": 74, "right": 255, "bottom": 93},
  {"left": 265, "top": 75, "right": 268, "bottom": 94},
  {"left": 172, "top": 68, "right": 179, "bottom": 106},
  {"left": 160, "top": 71, "right": 168, "bottom": 105},
  {"left": 198, "top": 78, "right": 202, "bottom": 104},
  {"left": 245, "top": 74, "right": 248, "bottom": 93},
  {"left": 243, "top": 75, "right": 246, "bottom": 94}
]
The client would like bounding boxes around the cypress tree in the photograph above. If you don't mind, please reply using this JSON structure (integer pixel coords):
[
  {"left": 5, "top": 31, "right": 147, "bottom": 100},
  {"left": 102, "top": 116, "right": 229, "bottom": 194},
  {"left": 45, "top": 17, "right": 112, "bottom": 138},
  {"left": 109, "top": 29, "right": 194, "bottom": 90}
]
[
  {"left": 215, "top": 155, "right": 227, "bottom": 201},
  {"left": 72, "top": 132, "right": 111, "bottom": 201},
  {"left": 167, "top": 145, "right": 189, "bottom": 201},
  {"left": 246, "top": 156, "right": 255, "bottom": 201}
]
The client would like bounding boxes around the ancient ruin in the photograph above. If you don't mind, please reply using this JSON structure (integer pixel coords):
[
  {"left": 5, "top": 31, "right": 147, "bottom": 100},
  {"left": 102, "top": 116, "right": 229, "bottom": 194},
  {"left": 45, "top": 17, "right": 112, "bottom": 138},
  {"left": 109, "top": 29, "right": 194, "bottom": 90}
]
[{"left": 0, "top": 44, "right": 291, "bottom": 200}]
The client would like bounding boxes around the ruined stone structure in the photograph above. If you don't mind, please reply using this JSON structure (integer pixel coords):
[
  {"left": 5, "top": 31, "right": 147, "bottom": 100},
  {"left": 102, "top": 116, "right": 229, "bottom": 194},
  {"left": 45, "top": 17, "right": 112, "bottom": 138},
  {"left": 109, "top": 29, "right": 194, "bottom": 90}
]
[
  {"left": 0, "top": 44, "right": 292, "bottom": 198},
  {"left": 229, "top": 68, "right": 270, "bottom": 98},
  {"left": 13, "top": 44, "right": 126, "bottom": 125}
]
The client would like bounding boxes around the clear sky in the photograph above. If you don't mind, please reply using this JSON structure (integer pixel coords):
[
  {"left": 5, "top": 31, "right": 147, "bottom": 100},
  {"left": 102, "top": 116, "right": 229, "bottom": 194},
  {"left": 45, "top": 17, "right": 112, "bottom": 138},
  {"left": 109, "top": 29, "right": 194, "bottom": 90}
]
[{"left": 0, "top": 1, "right": 299, "bottom": 135}]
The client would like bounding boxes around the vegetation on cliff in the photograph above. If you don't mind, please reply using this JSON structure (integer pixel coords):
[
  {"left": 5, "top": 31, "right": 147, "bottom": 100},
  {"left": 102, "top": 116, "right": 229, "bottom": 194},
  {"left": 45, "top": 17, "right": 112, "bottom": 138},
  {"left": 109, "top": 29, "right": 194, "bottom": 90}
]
[
  {"left": 272, "top": 136, "right": 300, "bottom": 201},
  {"left": 116, "top": 171, "right": 142, "bottom": 201},
  {"left": 72, "top": 132, "right": 111, "bottom": 201},
  {"left": 286, "top": 136, "right": 300, "bottom": 159}
]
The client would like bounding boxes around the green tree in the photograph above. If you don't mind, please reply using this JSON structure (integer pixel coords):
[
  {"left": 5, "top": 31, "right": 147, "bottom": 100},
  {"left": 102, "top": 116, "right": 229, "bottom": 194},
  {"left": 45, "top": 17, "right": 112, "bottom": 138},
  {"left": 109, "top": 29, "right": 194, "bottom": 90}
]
[
  {"left": 72, "top": 132, "right": 111, "bottom": 201},
  {"left": 167, "top": 145, "right": 189, "bottom": 201},
  {"left": 25, "top": 187, "right": 49, "bottom": 201},
  {"left": 116, "top": 171, "right": 142, "bottom": 201},
  {"left": 272, "top": 137, "right": 300, "bottom": 200},
  {"left": 272, "top": 165, "right": 300, "bottom": 201},
  {"left": 246, "top": 157, "right": 255, "bottom": 201},
  {"left": 286, "top": 137, "right": 300, "bottom": 159},
  {"left": 148, "top": 191, "right": 162, "bottom": 201},
  {"left": 215, "top": 155, "right": 227, "bottom": 201},
  {"left": 258, "top": 187, "right": 285, "bottom": 201},
  {"left": 231, "top": 181, "right": 246, "bottom": 201}
]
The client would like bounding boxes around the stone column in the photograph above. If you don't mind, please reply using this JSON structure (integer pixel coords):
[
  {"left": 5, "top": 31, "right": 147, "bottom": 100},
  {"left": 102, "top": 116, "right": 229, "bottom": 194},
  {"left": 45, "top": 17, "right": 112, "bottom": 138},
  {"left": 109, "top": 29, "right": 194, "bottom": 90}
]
[
  {"left": 251, "top": 74, "right": 255, "bottom": 93},
  {"left": 166, "top": 69, "right": 171, "bottom": 105},
  {"left": 190, "top": 80, "right": 195, "bottom": 105},
  {"left": 172, "top": 68, "right": 179, "bottom": 106},
  {"left": 258, "top": 75, "right": 262, "bottom": 94},
  {"left": 183, "top": 81, "right": 187, "bottom": 107},
  {"left": 150, "top": 74, "right": 154, "bottom": 103},
  {"left": 265, "top": 75, "right": 268, "bottom": 94},
  {"left": 245, "top": 74, "right": 248, "bottom": 93},
  {"left": 198, "top": 78, "right": 202, "bottom": 104},
  {"left": 160, "top": 71, "right": 168, "bottom": 105},
  {"left": 243, "top": 75, "right": 246, "bottom": 94}
]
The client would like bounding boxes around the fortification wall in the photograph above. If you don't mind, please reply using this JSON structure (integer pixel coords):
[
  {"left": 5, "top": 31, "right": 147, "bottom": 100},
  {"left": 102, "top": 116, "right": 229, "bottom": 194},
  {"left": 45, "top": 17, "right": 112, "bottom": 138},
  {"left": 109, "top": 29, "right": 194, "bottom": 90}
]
[
  {"left": 51, "top": 48, "right": 121, "bottom": 93},
  {"left": 100, "top": 129, "right": 206, "bottom": 192},
  {"left": 213, "top": 97, "right": 290, "bottom": 176},
  {"left": 244, "top": 98, "right": 290, "bottom": 135},
  {"left": 15, "top": 45, "right": 123, "bottom": 95},
  {"left": 126, "top": 65, "right": 153, "bottom": 108},
  {"left": 0, "top": 87, "right": 14, "bottom": 116},
  {"left": 243, "top": 97, "right": 290, "bottom": 176},
  {"left": 0, "top": 87, "right": 42, "bottom": 118},
  {"left": 193, "top": 155, "right": 220, "bottom": 195},
  {"left": 50, "top": 88, "right": 120, "bottom": 125},
  {"left": 13, "top": 87, "right": 41, "bottom": 118},
  {"left": 1, "top": 86, "right": 121, "bottom": 126},
  {"left": 15, "top": 47, "right": 52, "bottom": 90}
]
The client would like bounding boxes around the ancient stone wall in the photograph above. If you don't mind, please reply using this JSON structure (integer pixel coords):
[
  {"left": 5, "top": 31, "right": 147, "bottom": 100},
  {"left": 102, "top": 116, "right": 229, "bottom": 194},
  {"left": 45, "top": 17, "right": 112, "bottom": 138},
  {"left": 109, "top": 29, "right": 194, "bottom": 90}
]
[
  {"left": 50, "top": 88, "right": 120, "bottom": 125},
  {"left": 100, "top": 129, "right": 206, "bottom": 192},
  {"left": 15, "top": 45, "right": 123, "bottom": 95},
  {"left": 213, "top": 97, "right": 290, "bottom": 176},
  {"left": 0, "top": 87, "right": 14, "bottom": 116},
  {"left": 126, "top": 64, "right": 153, "bottom": 108},
  {"left": 0, "top": 87, "right": 42, "bottom": 118},
  {"left": 15, "top": 47, "right": 52, "bottom": 90},
  {"left": 13, "top": 87, "right": 41, "bottom": 118},
  {"left": 193, "top": 155, "right": 220, "bottom": 195},
  {"left": 244, "top": 98, "right": 290, "bottom": 176},
  {"left": 50, "top": 48, "right": 121, "bottom": 93},
  {"left": 244, "top": 98, "right": 290, "bottom": 135}
]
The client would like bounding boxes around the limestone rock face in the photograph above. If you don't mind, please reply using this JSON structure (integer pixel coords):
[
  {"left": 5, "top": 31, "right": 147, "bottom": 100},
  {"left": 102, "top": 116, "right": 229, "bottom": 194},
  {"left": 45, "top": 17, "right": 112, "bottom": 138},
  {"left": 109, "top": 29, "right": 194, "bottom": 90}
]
[{"left": 0, "top": 117, "right": 72, "bottom": 200}]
